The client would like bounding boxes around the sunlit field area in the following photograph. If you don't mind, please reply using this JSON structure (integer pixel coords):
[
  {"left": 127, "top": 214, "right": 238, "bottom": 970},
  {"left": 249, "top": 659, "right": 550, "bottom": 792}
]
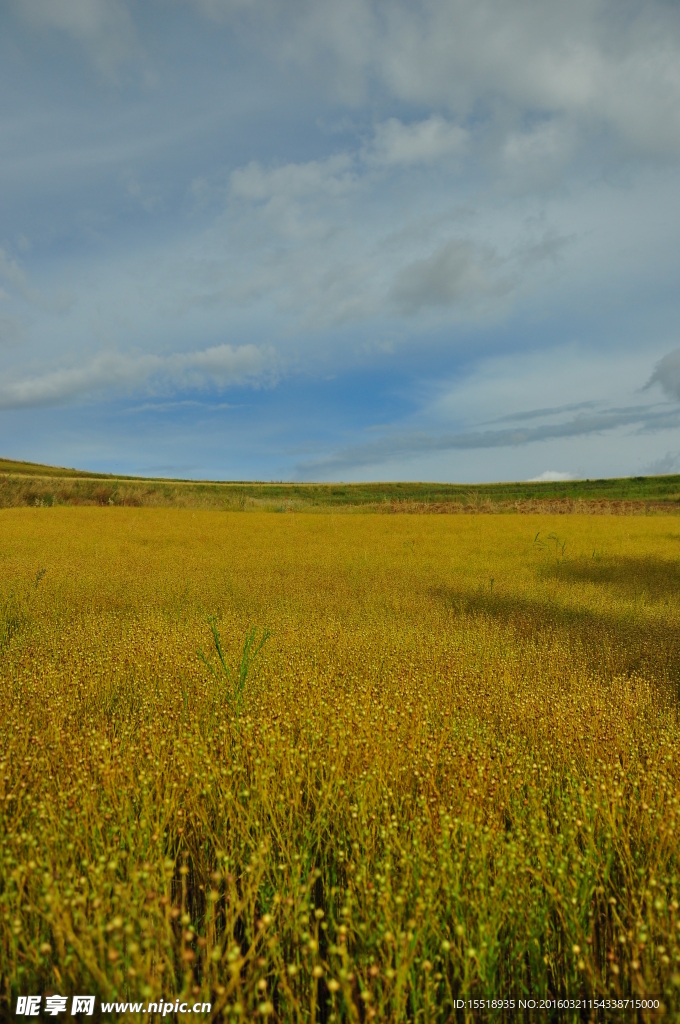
[{"left": 1, "top": 508, "right": 679, "bottom": 1020}]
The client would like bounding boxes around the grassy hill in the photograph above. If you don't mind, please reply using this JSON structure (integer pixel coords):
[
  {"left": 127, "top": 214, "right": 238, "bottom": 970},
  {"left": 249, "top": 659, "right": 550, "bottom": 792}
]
[{"left": 1, "top": 456, "right": 679, "bottom": 511}]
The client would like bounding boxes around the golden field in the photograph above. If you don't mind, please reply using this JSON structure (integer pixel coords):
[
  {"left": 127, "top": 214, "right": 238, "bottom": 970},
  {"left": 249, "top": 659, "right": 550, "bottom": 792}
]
[{"left": 1, "top": 507, "right": 679, "bottom": 1021}]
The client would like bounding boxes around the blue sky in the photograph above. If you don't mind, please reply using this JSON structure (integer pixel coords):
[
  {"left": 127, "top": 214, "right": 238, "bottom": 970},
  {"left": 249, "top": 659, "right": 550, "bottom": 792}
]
[{"left": 2, "top": 0, "right": 680, "bottom": 482}]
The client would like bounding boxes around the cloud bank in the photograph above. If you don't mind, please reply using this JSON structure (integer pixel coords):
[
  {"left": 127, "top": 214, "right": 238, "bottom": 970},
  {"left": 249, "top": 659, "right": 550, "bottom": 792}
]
[
  {"left": 296, "top": 402, "right": 680, "bottom": 477},
  {"left": 0, "top": 344, "right": 271, "bottom": 410},
  {"left": 185, "top": 0, "right": 680, "bottom": 158},
  {"left": 2, "top": 1, "right": 680, "bottom": 479}
]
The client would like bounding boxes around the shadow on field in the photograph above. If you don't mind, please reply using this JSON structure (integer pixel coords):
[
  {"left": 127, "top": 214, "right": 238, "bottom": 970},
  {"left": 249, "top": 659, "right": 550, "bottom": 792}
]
[
  {"left": 430, "top": 581, "right": 680, "bottom": 688},
  {"left": 541, "top": 554, "right": 680, "bottom": 605}
]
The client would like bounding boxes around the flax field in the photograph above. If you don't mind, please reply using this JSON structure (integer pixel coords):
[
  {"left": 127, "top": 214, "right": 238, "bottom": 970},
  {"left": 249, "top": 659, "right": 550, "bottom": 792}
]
[{"left": 1, "top": 508, "right": 679, "bottom": 1021}]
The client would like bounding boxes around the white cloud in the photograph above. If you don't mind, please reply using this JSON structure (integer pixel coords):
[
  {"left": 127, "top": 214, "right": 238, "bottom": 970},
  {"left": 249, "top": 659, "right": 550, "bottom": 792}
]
[
  {"left": 504, "top": 121, "right": 571, "bottom": 167},
  {"left": 173, "top": 342, "right": 270, "bottom": 385},
  {"left": 647, "top": 347, "right": 680, "bottom": 402},
  {"left": 528, "top": 470, "right": 573, "bottom": 481},
  {"left": 183, "top": 0, "right": 680, "bottom": 161},
  {"left": 13, "top": 0, "right": 140, "bottom": 79},
  {"left": 367, "top": 116, "right": 468, "bottom": 167},
  {"left": 390, "top": 239, "right": 508, "bottom": 315},
  {"left": 500, "top": 119, "right": 578, "bottom": 191},
  {"left": 642, "top": 450, "right": 680, "bottom": 476},
  {"left": 0, "top": 343, "right": 271, "bottom": 410},
  {"left": 221, "top": 152, "right": 517, "bottom": 328},
  {"left": 230, "top": 155, "right": 355, "bottom": 203},
  {"left": 226, "top": 155, "right": 359, "bottom": 261},
  {"left": 185, "top": 154, "right": 378, "bottom": 328}
]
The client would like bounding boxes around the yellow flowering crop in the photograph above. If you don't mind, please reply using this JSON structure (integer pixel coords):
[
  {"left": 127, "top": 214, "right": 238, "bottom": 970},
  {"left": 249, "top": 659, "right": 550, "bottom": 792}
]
[{"left": 0, "top": 508, "right": 679, "bottom": 1019}]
